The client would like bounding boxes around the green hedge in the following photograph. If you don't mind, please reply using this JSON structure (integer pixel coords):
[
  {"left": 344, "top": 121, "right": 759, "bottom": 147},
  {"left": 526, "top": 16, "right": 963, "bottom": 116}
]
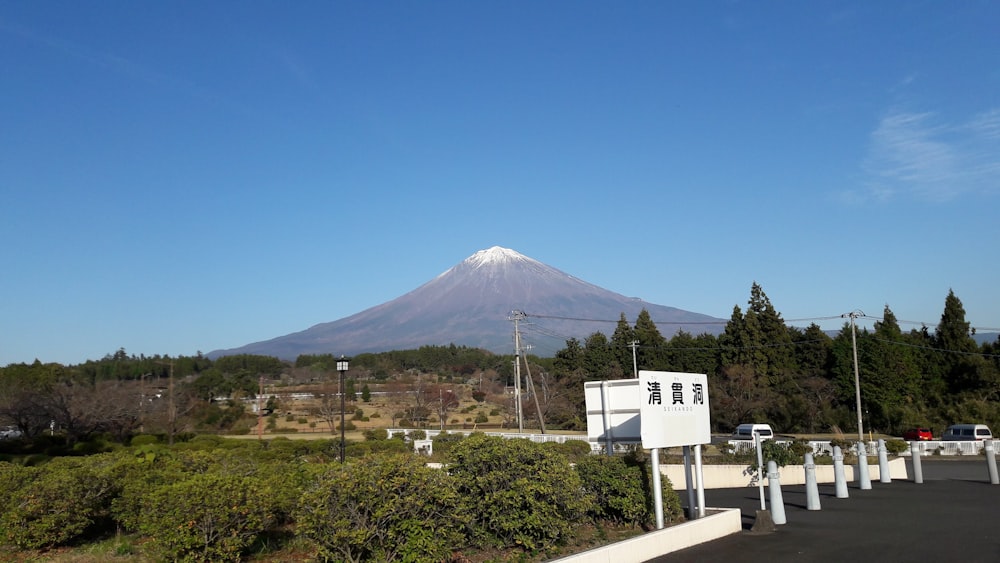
[
  {"left": 138, "top": 472, "right": 279, "bottom": 562},
  {"left": 295, "top": 453, "right": 466, "bottom": 562},
  {"left": 447, "top": 434, "right": 592, "bottom": 551}
]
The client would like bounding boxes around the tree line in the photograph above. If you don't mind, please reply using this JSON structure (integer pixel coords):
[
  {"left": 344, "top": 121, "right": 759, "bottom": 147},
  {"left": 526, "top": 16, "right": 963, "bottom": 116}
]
[
  {"left": 2, "top": 285, "right": 997, "bottom": 441},
  {"left": 545, "top": 284, "right": 1000, "bottom": 436}
]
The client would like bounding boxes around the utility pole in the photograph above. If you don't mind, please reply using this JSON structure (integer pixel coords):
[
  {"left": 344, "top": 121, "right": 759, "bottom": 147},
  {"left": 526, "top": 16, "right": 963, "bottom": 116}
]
[
  {"left": 629, "top": 340, "right": 640, "bottom": 378},
  {"left": 154, "top": 360, "right": 176, "bottom": 445},
  {"left": 509, "top": 310, "right": 525, "bottom": 433},
  {"left": 842, "top": 310, "right": 865, "bottom": 444},
  {"left": 257, "top": 375, "right": 264, "bottom": 440},
  {"left": 521, "top": 344, "right": 546, "bottom": 434}
]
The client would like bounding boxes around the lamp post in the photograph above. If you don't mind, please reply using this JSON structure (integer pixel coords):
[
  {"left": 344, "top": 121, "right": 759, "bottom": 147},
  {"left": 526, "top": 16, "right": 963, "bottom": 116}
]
[{"left": 336, "top": 355, "right": 350, "bottom": 462}]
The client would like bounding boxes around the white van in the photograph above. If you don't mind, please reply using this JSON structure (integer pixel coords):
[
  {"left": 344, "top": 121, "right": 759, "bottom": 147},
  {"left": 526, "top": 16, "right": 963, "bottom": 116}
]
[
  {"left": 942, "top": 424, "right": 993, "bottom": 441},
  {"left": 732, "top": 423, "right": 774, "bottom": 440}
]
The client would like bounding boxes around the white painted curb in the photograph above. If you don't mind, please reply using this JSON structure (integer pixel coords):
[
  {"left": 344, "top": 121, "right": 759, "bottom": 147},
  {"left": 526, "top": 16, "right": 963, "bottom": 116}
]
[{"left": 551, "top": 508, "right": 742, "bottom": 563}]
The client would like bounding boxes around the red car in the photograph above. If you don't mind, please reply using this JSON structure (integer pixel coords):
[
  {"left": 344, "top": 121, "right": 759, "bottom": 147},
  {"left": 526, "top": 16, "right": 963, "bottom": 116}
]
[{"left": 903, "top": 428, "right": 933, "bottom": 441}]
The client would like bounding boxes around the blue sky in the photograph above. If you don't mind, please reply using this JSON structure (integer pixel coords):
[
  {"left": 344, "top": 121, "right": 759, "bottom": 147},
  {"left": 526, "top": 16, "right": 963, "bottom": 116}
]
[{"left": 2, "top": 2, "right": 999, "bottom": 365}]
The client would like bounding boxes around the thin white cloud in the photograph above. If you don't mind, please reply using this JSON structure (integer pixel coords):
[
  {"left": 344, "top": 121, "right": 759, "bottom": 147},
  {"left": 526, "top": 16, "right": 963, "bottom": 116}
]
[{"left": 854, "top": 109, "right": 1000, "bottom": 202}]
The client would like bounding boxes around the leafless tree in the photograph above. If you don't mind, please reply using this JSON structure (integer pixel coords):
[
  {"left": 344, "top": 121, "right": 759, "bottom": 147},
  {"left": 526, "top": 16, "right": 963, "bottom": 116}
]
[
  {"left": 431, "top": 384, "right": 462, "bottom": 430},
  {"left": 310, "top": 374, "right": 351, "bottom": 434}
]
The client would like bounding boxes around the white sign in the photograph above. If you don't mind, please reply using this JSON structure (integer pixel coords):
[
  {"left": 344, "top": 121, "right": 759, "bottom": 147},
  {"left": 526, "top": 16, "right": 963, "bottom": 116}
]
[
  {"left": 638, "top": 370, "right": 711, "bottom": 448},
  {"left": 584, "top": 379, "right": 642, "bottom": 444}
]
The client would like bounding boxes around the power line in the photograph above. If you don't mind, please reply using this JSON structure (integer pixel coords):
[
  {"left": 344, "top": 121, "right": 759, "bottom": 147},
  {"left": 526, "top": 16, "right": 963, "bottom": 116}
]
[{"left": 521, "top": 311, "right": 1000, "bottom": 336}]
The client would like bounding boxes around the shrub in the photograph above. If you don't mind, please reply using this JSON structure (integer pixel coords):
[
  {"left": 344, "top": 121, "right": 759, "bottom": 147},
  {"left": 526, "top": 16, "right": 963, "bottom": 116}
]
[
  {"left": 0, "top": 456, "right": 119, "bottom": 549},
  {"left": 474, "top": 412, "right": 489, "bottom": 423},
  {"left": 750, "top": 439, "right": 799, "bottom": 470},
  {"left": 364, "top": 428, "right": 389, "bottom": 441},
  {"left": 430, "top": 432, "right": 465, "bottom": 457},
  {"left": 575, "top": 453, "right": 682, "bottom": 527},
  {"left": 447, "top": 434, "right": 592, "bottom": 551},
  {"left": 788, "top": 438, "right": 813, "bottom": 460},
  {"left": 137, "top": 472, "right": 278, "bottom": 562},
  {"left": 295, "top": 454, "right": 466, "bottom": 562},
  {"left": 542, "top": 439, "right": 594, "bottom": 461},
  {"left": 130, "top": 434, "right": 160, "bottom": 447},
  {"left": 884, "top": 439, "right": 908, "bottom": 456}
]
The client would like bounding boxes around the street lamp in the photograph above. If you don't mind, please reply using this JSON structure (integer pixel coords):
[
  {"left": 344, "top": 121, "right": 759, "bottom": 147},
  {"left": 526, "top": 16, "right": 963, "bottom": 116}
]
[{"left": 336, "top": 355, "right": 350, "bottom": 462}]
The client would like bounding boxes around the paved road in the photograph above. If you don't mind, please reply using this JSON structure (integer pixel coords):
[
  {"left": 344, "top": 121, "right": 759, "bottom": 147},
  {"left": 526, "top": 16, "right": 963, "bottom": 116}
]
[{"left": 651, "top": 459, "right": 1000, "bottom": 563}]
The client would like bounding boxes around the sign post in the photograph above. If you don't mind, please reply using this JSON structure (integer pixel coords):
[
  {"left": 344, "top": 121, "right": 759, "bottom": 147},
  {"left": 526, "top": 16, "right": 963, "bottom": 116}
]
[
  {"left": 638, "top": 371, "right": 711, "bottom": 524},
  {"left": 585, "top": 371, "right": 711, "bottom": 527}
]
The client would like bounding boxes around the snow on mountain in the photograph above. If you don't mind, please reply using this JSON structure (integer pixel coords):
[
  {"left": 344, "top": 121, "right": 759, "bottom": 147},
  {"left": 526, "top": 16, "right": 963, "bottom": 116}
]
[{"left": 208, "top": 247, "right": 726, "bottom": 360}]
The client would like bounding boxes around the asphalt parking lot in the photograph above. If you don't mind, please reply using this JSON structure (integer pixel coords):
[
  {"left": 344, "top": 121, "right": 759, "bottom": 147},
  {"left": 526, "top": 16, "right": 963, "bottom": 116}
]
[{"left": 651, "top": 459, "right": 1000, "bottom": 563}]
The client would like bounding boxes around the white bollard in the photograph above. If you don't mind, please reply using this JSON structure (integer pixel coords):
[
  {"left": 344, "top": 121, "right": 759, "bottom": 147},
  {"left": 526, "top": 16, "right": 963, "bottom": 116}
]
[
  {"left": 878, "top": 439, "right": 891, "bottom": 483},
  {"left": 910, "top": 441, "right": 923, "bottom": 484},
  {"left": 833, "top": 445, "right": 849, "bottom": 498},
  {"left": 985, "top": 440, "right": 999, "bottom": 485},
  {"left": 804, "top": 453, "right": 821, "bottom": 510},
  {"left": 857, "top": 442, "right": 872, "bottom": 490},
  {"left": 767, "top": 460, "right": 786, "bottom": 525}
]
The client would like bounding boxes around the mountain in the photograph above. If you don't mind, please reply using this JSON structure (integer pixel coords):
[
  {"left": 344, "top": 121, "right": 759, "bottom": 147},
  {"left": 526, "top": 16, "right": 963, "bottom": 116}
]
[{"left": 208, "top": 246, "right": 726, "bottom": 360}]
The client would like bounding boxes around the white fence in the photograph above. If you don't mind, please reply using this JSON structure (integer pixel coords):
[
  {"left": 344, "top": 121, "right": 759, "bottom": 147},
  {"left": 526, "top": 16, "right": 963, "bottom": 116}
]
[
  {"left": 726, "top": 438, "right": 999, "bottom": 457},
  {"left": 386, "top": 428, "right": 601, "bottom": 452},
  {"left": 388, "top": 430, "right": 997, "bottom": 457}
]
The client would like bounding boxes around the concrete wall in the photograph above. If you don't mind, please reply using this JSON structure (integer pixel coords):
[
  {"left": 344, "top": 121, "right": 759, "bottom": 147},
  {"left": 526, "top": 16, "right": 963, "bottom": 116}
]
[
  {"left": 551, "top": 508, "right": 742, "bottom": 563},
  {"left": 662, "top": 457, "right": 909, "bottom": 489}
]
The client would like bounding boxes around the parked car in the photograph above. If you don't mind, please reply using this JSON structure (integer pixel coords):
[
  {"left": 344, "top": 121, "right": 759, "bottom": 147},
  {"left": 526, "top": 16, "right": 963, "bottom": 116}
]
[
  {"left": 942, "top": 424, "right": 993, "bottom": 441},
  {"left": 732, "top": 423, "right": 774, "bottom": 440},
  {"left": 902, "top": 428, "right": 933, "bottom": 441}
]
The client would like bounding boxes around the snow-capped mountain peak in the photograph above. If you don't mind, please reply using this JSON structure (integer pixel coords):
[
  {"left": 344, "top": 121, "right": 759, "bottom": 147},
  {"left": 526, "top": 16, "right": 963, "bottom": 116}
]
[
  {"left": 208, "top": 246, "right": 725, "bottom": 359},
  {"left": 465, "top": 246, "right": 532, "bottom": 269}
]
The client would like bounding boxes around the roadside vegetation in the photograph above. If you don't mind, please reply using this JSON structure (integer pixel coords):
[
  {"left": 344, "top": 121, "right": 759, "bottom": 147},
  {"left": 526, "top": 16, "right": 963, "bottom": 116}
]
[{"left": 0, "top": 433, "right": 681, "bottom": 562}]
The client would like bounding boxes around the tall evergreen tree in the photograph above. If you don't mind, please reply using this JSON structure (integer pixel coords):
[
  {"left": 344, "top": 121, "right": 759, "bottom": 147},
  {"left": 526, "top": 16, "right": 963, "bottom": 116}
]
[
  {"left": 746, "top": 282, "right": 795, "bottom": 383},
  {"left": 633, "top": 309, "right": 668, "bottom": 371},
  {"left": 718, "top": 305, "right": 748, "bottom": 367},
  {"left": 664, "top": 330, "right": 720, "bottom": 375},
  {"left": 583, "top": 332, "right": 623, "bottom": 380},
  {"left": 609, "top": 313, "right": 637, "bottom": 375},
  {"left": 935, "top": 290, "right": 988, "bottom": 394}
]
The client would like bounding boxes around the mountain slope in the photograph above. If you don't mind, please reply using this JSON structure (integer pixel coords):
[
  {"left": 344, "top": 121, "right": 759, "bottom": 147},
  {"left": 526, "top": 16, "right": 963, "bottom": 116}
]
[{"left": 208, "top": 246, "right": 725, "bottom": 359}]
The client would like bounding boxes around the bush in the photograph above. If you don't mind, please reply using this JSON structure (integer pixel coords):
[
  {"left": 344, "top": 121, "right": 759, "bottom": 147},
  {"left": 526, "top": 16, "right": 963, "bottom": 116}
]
[
  {"left": 130, "top": 434, "right": 160, "bottom": 447},
  {"left": 430, "top": 432, "right": 465, "bottom": 457},
  {"left": 295, "top": 454, "right": 466, "bottom": 562},
  {"left": 0, "top": 456, "right": 119, "bottom": 549},
  {"left": 447, "top": 434, "right": 592, "bottom": 551},
  {"left": 575, "top": 453, "right": 683, "bottom": 527},
  {"left": 137, "top": 472, "right": 279, "bottom": 562},
  {"left": 750, "top": 439, "right": 800, "bottom": 470},
  {"left": 474, "top": 412, "right": 489, "bottom": 423},
  {"left": 364, "top": 428, "right": 389, "bottom": 441},
  {"left": 884, "top": 439, "right": 908, "bottom": 456},
  {"left": 542, "top": 439, "right": 594, "bottom": 461}
]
